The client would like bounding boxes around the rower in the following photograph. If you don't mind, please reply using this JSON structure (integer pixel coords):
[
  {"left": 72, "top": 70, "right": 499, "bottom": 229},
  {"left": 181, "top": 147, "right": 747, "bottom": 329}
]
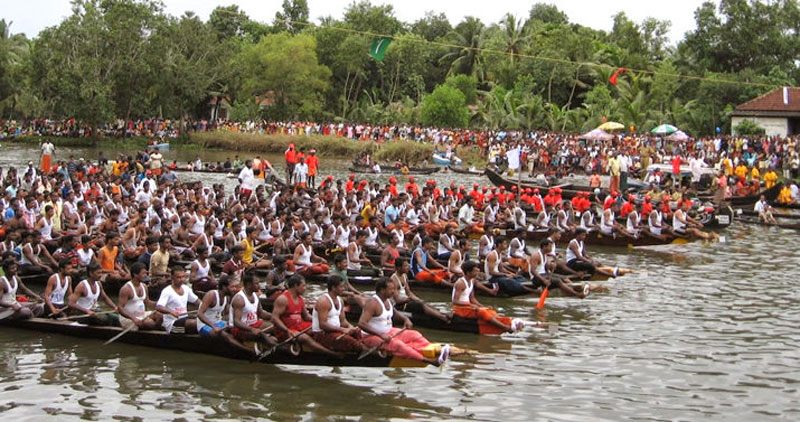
[
  {"left": 534, "top": 203, "right": 553, "bottom": 229},
  {"left": 457, "top": 196, "right": 482, "bottom": 235},
  {"left": 358, "top": 278, "right": 449, "bottom": 366},
  {"left": 556, "top": 201, "right": 576, "bottom": 232},
  {"left": 754, "top": 194, "right": 777, "bottom": 224},
  {"left": 229, "top": 271, "right": 277, "bottom": 354},
  {"left": 293, "top": 231, "right": 330, "bottom": 276},
  {"left": 579, "top": 204, "right": 598, "bottom": 232},
  {"left": 380, "top": 233, "right": 401, "bottom": 274},
  {"left": 410, "top": 237, "right": 451, "bottom": 286},
  {"left": 311, "top": 275, "right": 366, "bottom": 353},
  {"left": 196, "top": 275, "right": 255, "bottom": 354},
  {"left": 390, "top": 258, "right": 451, "bottom": 323},
  {"left": 529, "top": 239, "right": 587, "bottom": 298},
  {"left": 600, "top": 202, "right": 634, "bottom": 238},
  {"left": 117, "top": 262, "right": 160, "bottom": 330},
  {"left": 346, "top": 230, "right": 378, "bottom": 276},
  {"left": 566, "top": 229, "right": 618, "bottom": 278},
  {"left": 436, "top": 225, "right": 457, "bottom": 260},
  {"left": 43, "top": 259, "right": 74, "bottom": 317},
  {"left": 270, "top": 275, "right": 343, "bottom": 358},
  {"left": 673, "top": 200, "right": 716, "bottom": 240},
  {"left": 98, "top": 231, "right": 131, "bottom": 283},
  {"left": 485, "top": 236, "right": 535, "bottom": 296},
  {"left": 154, "top": 266, "right": 201, "bottom": 334},
  {"left": 242, "top": 226, "right": 271, "bottom": 269},
  {"left": 507, "top": 228, "right": 531, "bottom": 272},
  {"left": 189, "top": 246, "right": 218, "bottom": 293},
  {"left": 67, "top": 262, "right": 120, "bottom": 325},
  {"left": 0, "top": 259, "right": 44, "bottom": 319},
  {"left": 625, "top": 202, "right": 642, "bottom": 237},
  {"left": 452, "top": 261, "right": 522, "bottom": 333},
  {"left": 330, "top": 254, "right": 368, "bottom": 307},
  {"left": 478, "top": 229, "right": 496, "bottom": 260},
  {"left": 221, "top": 245, "right": 247, "bottom": 283}
]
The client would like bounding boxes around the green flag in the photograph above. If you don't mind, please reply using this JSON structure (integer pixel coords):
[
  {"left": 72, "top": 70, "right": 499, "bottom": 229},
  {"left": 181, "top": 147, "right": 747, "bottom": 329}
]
[{"left": 369, "top": 37, "right": 392, "bottom": 62}]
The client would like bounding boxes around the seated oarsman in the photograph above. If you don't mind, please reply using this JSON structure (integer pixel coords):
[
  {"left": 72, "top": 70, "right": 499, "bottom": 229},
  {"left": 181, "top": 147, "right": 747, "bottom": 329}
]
[
  {"left": 646, "top": 207, "right": 670, "bottom": 240},
  {"left": 452, "top": 261, "right": 522, "bottom": 333},
  {"left": 363, "top": 216, "right": 384, "bottom": 255},
  {"left": 508, "top": 199, "right": 527, "bottom": 231},
  {"left": 566, "top": 229, "right": 618, "bottom": 278},
  {"left": 673, "top": 200, "right": 716, "bottom": 241},
  {"left": 410, "top": 237, "right": 451, "bottom": 287},
  {"left": 137, "top": 235, "right": 159, "bottom": 269},
  {"left": 545, "top": 230, "right": 587, "bottom": 279},
  {"left": 293, "top": 231, "right": 330, "bottom": 276},
  {"left": 457, "top": 196, "right": 482, "bottom": 235},
  {"left": 155, "top": 266, "right": 201, "bottom": 334},
  {"left": 579, "top": 204, "right": 598, "bottom": 232},
  {"left": 330, "top": 254, "right": 368, "bottom": 308},
  {"left": 529, "top": 239, "right": 587, "bottom": 299},
  {"left": 390, "top": 258, "right": 450, "bottom": 323},
  {"left": 117, "top": 262, "right": 160, "bottom": 330},
  {"left": 507, "top": 228, "right": 530, "bottom": 272},
  {"left": 358, "top": 278, "right": 449, "bottom": 366},
  {"left": 556, "top": 201, "right": 576, "bottom": 232},
  {"left": 346, "top": 230, "right": 379, "bottom": 277},
  {"left": 149, "top": 235, "right": 172, "bottom": 285},
  {"left": 380, "top": 232, "right": 402, "bottom": 274},
  {"left": 599, "top": 202, "right": 634, "bottom": 238},
  {"left": 436, "top": 225, "right": 457, "bottom": 260},
  {"left": 189, "top": 246, "right": 217, "bottom": 293},
  {"left": 221, "top": 245, "right": 247, "bottom": 283},
  {"left": 98, "top": 232, "right": 131, "bottom": 284},
  {"left": 534, "top": 203, "right": 553, "bottom": 229},
  {"left": 196, "top": 275, "right": 254, "bottom": 354},
  {"left": 625, "top": 202, "right": 644, "bottom": 237},
  {"left": 754, "top": 195, "right": 777, "bottom": 224},
  {"left": 34, "top": 204, "right": 59, "bottom": 248},
  {"left": 224, "top": 220, "right": 244, "bottom": 254},
  {"left": 230, "top": 271, "right": 277, "bottom": 354},
  {"left": 67, "top": 262, "right": 120, "bottom": 326},
  {"left": 310, "top": 275, "right": 366, "bottom": 353},
  {"left": 477, "top": 230, "right": 496, "bottom": 260},
  {"left": 483, "top": 196, "right": 501, "bottom": 229},
  {"left": 241, "top": 226, "right": 271, "bottom": 269},
  {"left": 44, "top": 259, "right": 74, "bottom": 318},
  {"left": 271, "top": 275, "right": 343, "bottom": 358},
  {"left": 19, "top": 230, "right": 57, "bottom": 276},
  {"left": 121, "top": 218, "right": 147, "bottom": 259},
  {"left": 447, "top": 238, "right": 470, "bottom": 279},
  {"left": 484, "top": 237, "right": 535, "bottom": 295},
  {"left": 0, "top": 259, "right": 44, "bottom": 319}
]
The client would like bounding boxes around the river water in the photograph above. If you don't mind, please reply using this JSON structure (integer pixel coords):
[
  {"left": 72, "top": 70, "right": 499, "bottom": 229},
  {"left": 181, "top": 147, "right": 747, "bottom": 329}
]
[{"left": 0, "top": 143, "right": 798, "bottom": 421}]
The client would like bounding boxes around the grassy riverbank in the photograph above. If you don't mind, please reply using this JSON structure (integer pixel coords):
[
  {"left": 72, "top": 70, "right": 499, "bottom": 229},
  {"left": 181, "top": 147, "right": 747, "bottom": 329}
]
[
  {"left": 5, "top": 135, "right": 202, "bottom": 150},
  {"left": 190, "top": 132, "right": 377, "bottom": 157}
]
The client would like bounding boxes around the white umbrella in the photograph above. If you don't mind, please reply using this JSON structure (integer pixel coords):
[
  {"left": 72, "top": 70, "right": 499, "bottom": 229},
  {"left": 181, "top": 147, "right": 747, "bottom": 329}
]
[
  {"left": 666, "top": 130, "right": 689, "bottom": 141},
  {"left": 581, "top": 129, "right": 613, "bottom": 141}
]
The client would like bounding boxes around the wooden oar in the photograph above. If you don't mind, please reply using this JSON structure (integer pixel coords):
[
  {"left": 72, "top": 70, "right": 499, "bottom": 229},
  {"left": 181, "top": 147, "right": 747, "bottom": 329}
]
[
  {"left": 60, "top": 310, "right": 116, "bottom": 321},
  {"left": 260, "top": 326, "right": 312, "bottom": 359},
  {"left": 358, "top": 328, "right": 407, "bottom": 360},
  {"left": 104, "top": 310, "right": 197, "bottom": 346}
]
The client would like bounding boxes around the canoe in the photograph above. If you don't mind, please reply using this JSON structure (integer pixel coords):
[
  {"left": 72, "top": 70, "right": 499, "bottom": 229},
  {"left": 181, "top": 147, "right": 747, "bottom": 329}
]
[
  {"left": 350, "top": 163, "right": 440, "bottom": 173},
  {"left": 0, "top": 317, "right": 428, "bottom": 368},
  {"left": 347, "top": 167, "right": 441, "bottom": 176},
  {"left": 432, "top": 153, "right": 462, "bottom": 166},
  {"left": 169, "top": 166, "right": 240, "bottom": 175},
  {"left": 448, "top": 166, "right": 485, "bottom": 176},
  {"left": 149, "top": 143, "right": 169, "bottom": 150},
  {"left": 736, "top": 216, "right": 800, "bottom": 230},
  {"left": 485, "top": 168, "right": 574, "bottom": 195}
]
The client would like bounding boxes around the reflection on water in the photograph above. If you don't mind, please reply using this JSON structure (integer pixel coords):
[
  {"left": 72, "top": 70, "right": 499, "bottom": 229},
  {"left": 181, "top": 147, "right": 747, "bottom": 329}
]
[{"left": 0, "top": 144, "right": 799, "bottom": 420}]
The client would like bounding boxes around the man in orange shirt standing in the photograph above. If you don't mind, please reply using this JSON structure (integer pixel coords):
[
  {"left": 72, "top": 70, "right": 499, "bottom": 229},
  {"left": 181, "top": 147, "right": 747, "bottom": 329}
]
[
  {"left": 285, "top": 143, "right": 297, "bottom": 184},
  {"left": 306, "top": 149, "right": 319, "bottom": 188}
]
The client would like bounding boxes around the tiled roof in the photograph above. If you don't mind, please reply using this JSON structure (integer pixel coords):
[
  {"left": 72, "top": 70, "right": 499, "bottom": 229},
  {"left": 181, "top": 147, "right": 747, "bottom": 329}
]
[{"left": 735, "top": 87, "right": 800, "bottom": 112}]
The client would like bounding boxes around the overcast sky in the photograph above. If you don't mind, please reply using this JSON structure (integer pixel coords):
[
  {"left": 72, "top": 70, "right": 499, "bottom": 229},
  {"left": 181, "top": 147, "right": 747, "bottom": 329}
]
[{"left": 3, "top": 0, "right": 715, "bottom": 43}]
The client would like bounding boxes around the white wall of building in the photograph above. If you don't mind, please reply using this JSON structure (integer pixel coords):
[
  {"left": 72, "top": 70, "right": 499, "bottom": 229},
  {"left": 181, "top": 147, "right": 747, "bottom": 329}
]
[{"left": 731, "top": 116, "right": 788, "bottom": 136}]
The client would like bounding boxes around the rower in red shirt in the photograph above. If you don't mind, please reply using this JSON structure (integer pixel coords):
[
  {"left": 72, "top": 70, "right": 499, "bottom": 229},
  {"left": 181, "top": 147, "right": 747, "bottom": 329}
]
[
  {"left": 270, "top": 275, "right": 342, "bottom": 357},
  {"left": 388, "top": 177, "right": 399, "bottom": 197},
  {"left": 603, "top": 191, "right": 618, "bottom": 210},
  {"left": 641, "top": 195, "right": 654, "bottom": 216},
  {"left": 530, "top": 188, "right": 543, "bottom": 212},
  {"left": 346, "top": 174, "right": 355, "bottom": 193},
  {"left": 620, "top": 195, "right": 635, "bottom": 217},
  {"left": 405, "top": 176, "right": 419, "bottom": 198},
  {"left": 496, "top": 186, "right": 507, "bottom": 205}
]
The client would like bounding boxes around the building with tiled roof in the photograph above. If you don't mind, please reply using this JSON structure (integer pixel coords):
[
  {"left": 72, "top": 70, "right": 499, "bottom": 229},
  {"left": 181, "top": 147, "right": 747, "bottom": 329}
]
[{"left": 730, "top": 87, "right": 800, "bottom": 136}]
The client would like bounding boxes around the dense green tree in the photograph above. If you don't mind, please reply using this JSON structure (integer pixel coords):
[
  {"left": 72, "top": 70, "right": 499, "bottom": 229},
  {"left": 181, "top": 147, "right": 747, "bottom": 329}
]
[
  {"left": 208, "top": 5, "right": 249, "bottom": 40},
  {"left": 422, "top": 84, "right": 469, "bottom": 128},
  {"left": 274, "top": 0, "right": 309, "bottom": 34},
  {"left": 236, "top": 33, "right": 331, "bottom": 120},
  {"left": 410, "top": 11, "right": 452, "bottom": 41}
]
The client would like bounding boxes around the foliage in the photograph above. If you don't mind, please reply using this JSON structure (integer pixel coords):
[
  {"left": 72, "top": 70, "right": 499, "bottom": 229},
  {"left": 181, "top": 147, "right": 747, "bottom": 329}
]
[
  {"left": 1, "top": 0, "right": 798, "bottom": 137},
  {"left": 421, "top": 85, "right": 469, "bottom": 128},
  {"left": 733, "top": 119, "right": 766, "bottom": 136},
  {"left": 191, "top": 132, "right": 377, "bottom": 157}
]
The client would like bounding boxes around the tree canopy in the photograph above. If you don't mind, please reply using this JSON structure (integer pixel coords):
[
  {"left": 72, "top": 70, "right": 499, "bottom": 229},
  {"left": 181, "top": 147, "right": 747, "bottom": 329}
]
[{"left": 2, "top": 0, "right": 799, "bottom": 136}]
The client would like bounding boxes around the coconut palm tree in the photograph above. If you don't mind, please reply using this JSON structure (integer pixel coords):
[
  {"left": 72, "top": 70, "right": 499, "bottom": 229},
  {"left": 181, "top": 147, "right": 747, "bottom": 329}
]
[
  {"left": 439, "top": 17, "right": 486, "bottom": 79},
  {"left": 497, "top": 14, "right": 529, "bottom": 64}
]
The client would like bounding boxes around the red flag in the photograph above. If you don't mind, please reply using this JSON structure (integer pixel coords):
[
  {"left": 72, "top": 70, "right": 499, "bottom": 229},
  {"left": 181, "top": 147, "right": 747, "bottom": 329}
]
[{"left": 609, "top": 67, "right": 628, "bottom": 85}]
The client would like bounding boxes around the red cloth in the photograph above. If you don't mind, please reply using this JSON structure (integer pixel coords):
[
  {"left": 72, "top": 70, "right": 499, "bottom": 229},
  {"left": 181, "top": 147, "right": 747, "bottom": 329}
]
[
  {"left": 285, "top": 149, "right": 297, "bottom": 165},
  {"left": 279, "top": 291, "right": 307, "bottom": 331},
  {"left": 609, "top": 67, "right": 629, "bottom": 85}
]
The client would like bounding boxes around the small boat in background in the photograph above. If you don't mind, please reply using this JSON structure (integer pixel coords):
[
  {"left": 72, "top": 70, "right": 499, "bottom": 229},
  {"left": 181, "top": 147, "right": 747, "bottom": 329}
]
[{"left": 433, "top": 152, "right": 461, "bottom": 166}]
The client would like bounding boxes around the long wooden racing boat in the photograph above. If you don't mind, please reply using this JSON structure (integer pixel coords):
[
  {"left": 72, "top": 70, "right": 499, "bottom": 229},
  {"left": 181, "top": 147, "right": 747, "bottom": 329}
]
[
  {"left": 347, "top": 166, "right": 441, "bottom": 176},
  {"left": 485, "top": 169, "right": 577, "bottom": 198},
  {"left": 0, "top": 317, "right": 429, "bottom": 368},
  {"left": 168, "top": 166, "right": 241, "bottom": 175},
  {"left": 447, "top": 166, "right": 485, "bottom": 176}
]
